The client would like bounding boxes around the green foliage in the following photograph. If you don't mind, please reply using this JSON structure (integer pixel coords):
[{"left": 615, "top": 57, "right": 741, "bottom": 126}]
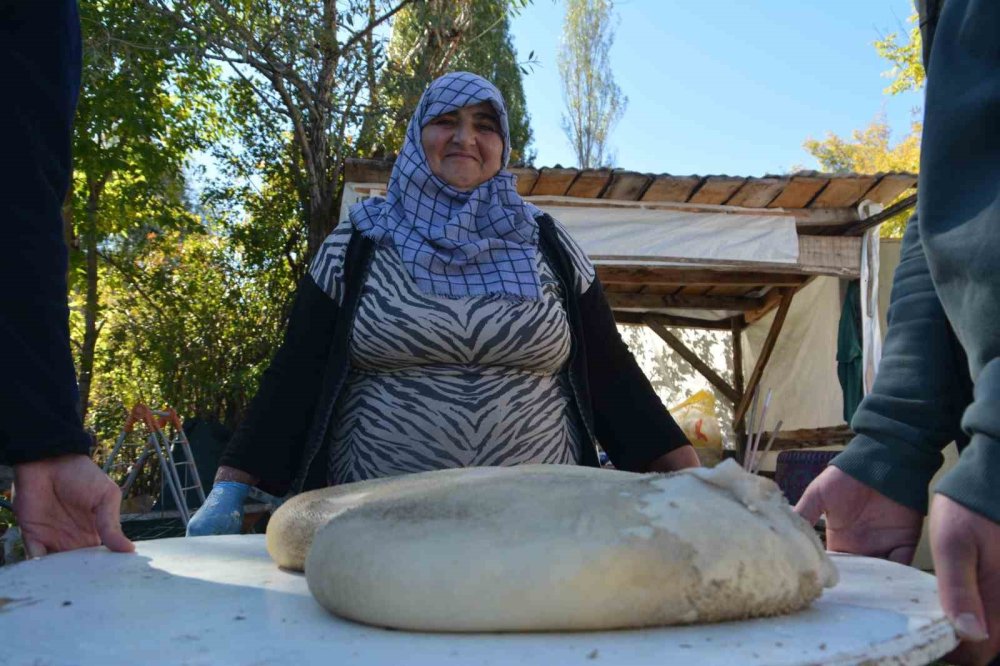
[
  {"left": 68, "top": 1, "right": 543, "bottom": 482},
  {"left": 364, "top": 0, "right": 535, "bottom": 165},
  {"left": 71, "top": 0, "right": 226, "bottom": 421},
  {"left": 558, "top": 0, "right": 626, "bottom": 168},
  {"left": 804, "top": 114, "right": 920, "bottom": 238},
  {"left": 875, "top": 13, "right": 925, "bottom": 96},
  {"left": 802, "top": 13, "right": 925, "bottom": 239}
]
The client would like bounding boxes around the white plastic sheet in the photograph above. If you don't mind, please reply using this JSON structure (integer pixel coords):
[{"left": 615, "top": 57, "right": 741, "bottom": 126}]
[{"left": 536, "top": 205, "right": 799, "bottom": 266}]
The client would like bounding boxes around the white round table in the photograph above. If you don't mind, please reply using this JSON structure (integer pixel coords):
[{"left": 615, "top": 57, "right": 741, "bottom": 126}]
[{"left": 0, "top": 536, "right": 957, "bottom": 666}]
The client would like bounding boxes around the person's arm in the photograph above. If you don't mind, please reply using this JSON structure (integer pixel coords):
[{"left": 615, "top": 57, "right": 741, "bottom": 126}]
[
  {"left": 0, "top": 0, "right": 92, "bottom": 465},
  {"left": 577, "top": 275, "right": 695, "bottom": 473},
  {"left": 215, "top": 274, "right": 341, "bottom": 497},
  {"left": 0, "top": 1, "right": 134, "bottom": 555},
  {"left": 831, "top": 214, "right": 969, "bottom": 514}
]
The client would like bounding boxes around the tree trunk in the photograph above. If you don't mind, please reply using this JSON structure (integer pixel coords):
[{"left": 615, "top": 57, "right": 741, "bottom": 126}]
[{"left": 77, "top": 179, "right": 104, "bottom": 421}]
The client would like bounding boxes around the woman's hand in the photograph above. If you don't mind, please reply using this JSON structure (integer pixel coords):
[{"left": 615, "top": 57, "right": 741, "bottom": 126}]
[
  {"left": 185, "top": 467, "right": 259, "bottom": 537},
  {"left": 646, "top": 444, "right": 701, "bottom": 472}
]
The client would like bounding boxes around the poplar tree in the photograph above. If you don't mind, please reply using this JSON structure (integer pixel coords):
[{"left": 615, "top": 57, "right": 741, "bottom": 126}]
[{"left": 557, "top": 0, "right": 626, "bottom": 169}]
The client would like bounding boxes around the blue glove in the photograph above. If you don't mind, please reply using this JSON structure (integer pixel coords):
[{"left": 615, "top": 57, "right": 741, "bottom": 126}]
[{"left": 186, "top": 481, "right": 250, "bottom": 537}]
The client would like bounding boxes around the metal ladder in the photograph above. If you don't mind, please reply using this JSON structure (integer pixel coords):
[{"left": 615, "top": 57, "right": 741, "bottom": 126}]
[{"left": 103, "top": 404, "right": 207, "bottom": 527}]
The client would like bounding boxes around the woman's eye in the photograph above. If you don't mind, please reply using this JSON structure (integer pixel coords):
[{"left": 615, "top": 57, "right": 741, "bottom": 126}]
[{"left": 478, "top": 123, "right": 498, "bottom": 133}]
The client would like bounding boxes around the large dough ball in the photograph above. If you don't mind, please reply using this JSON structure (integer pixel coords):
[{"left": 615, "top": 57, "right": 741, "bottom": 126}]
[{"left": 297, "top": 462, "right": 837, "bottom": 632}]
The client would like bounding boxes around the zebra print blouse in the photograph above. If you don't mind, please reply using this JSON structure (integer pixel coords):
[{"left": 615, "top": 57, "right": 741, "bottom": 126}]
[{"left": 309, "top": 218, "right": 597, "bottom": 484}]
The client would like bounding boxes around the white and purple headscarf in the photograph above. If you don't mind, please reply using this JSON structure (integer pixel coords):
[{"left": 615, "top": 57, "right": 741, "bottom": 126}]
[{"left": 350, "top": 72, "right": 542, "bottom": 300}]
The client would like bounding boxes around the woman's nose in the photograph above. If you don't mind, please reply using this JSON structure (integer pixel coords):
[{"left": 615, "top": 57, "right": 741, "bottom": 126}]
[{"left": 450, "top": 121, "right": 475, "bottom": 146}]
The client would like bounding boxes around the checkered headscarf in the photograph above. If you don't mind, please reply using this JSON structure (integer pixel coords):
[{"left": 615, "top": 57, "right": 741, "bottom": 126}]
[{"left": 351, "top": 72, "right": 542, "bottom": 300}]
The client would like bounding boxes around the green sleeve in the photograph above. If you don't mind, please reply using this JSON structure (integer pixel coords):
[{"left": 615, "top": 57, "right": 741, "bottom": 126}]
[
  {"left": 935, "top": 361, "right": 1000, "bottom": 523},
  {"left": 832, "top": 215, "right": 971, "bottom": 515}
]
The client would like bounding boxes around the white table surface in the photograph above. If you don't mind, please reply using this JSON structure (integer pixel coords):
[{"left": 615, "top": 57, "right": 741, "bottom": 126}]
[{"left": 0, "top": 535, "right": 957, "bottom": 666}]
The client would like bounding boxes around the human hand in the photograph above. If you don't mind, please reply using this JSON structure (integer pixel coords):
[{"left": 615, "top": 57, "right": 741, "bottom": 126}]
[
  {"left": 13, "top": 454, "right": 134, "bottom": 557},
  {"left": 794, "top": 465, "right": 923, "bottom": 563},
  {"left": 186, "top": 481, "right": 249, "bottom": 537},
  {"left": 929, "top": 494, "right": 1000, "bottom": 666}
]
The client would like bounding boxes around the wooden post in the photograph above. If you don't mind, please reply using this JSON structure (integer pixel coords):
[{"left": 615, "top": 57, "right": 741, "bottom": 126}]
[
  {"left": 733, "top": 288, "right": 796, "bottom": 426},
  {"left": 731, "top": 316, "right": 745, "bottom": 434},
  {"left": 644, "top": 319, "right": 740, "bottom": 405}
]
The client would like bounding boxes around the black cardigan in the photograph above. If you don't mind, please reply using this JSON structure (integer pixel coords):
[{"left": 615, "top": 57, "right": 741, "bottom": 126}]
[{"left": 220, "top": 215, "right": 689, "bottom": 496}]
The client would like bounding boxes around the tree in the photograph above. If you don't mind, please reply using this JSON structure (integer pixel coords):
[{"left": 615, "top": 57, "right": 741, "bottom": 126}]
[
  {"left": 135, "top": 0, "right": 418, "bottom": 262},
  {"left": 71, "top": 0, "right": 222, "bottom": 418},
  {"left": 365, "top": 0, "right": 535, "bottom": 164},
  {"left": 557, "top": 0, "right": 626, "bottom": 169},
  {"left": 802, "top": 13, "right": 923, "bottom": 238},
  {"left": 875, "top": 13, "right": 924, "bottom": 96}
]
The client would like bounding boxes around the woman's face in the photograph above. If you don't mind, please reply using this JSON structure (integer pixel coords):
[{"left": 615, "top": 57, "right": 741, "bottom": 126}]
[{"left": 421, "top": 101, "right": 504, "bottom": 191}]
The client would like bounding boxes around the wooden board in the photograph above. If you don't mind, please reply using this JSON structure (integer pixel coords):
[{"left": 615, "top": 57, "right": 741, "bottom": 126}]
[
  {"left": 641, "top": 175, "right": 702, "bottom": 202},
  {"left": 529, "top": 167, "right": 578, "bottom": 196},
  {"left": 508, "top": 167, "right": 538, "bottom": 196},
  {"left": 768, "top": 175, "right": 829, "bottom": 209},
  {"left": 0, "top": 537, "right": 958, "bottom": 666},
  {"left": 726, "top": 177, "right": 784, "bottom": 208},
  {"left": 565, "top": 169, "right": 612, "bottom": 198},
  {"left": 603, "top": 171, "right": 651, "bottom": 201},
  {"left": 689, "top": 176, "right": 747, "bottom": 205},
  {"left": 595, "top": 266, "right": 809, "bottom": 287},
  {"left": 811, "top": 176, "right": 878, "bottom": 209},
  {"left": 861, "top": 174, "right": 917, "bottom": 206}
]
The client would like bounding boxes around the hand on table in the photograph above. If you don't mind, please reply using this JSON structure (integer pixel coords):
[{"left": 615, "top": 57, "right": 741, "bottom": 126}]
[
  {"left": 930, "top": 494, "right": 1000, "bottom": 666},
  {"left": 186, "top": 481, "right": 250, "bottom": 537},
  {"left": 794, "top": 465, "right": 923, "bottom": 564},
  {"left": 13, "top": 454, "right": 134, "bottom": 557}
]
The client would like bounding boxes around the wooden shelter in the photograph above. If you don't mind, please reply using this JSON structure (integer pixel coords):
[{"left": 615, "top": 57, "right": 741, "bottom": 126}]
[{"left": 342, "top": 159, "right": 917, "bottom": 459}]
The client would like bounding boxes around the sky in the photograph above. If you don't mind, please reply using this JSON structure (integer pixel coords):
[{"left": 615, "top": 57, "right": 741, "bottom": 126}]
[{"left": 509, "top": 0, "right": 922, "bottom": 176}]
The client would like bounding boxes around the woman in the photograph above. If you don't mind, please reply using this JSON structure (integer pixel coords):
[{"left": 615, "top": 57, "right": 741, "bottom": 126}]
[{"left": 188, "top": 72, "right": 698, "bottom": 535}]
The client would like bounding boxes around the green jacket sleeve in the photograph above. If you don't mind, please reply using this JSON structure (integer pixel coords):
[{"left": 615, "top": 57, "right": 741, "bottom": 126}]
[{"left": 832, "top": 215, "right": 971, "bottom": 514}]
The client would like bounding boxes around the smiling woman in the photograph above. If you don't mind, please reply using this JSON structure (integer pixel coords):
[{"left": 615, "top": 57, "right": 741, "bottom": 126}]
[
  {"left": 421, "top": 102, "right": 504, "bottom": 191},
  {"left": 187, "top": 71, "right": 699, "bottom": 538}
]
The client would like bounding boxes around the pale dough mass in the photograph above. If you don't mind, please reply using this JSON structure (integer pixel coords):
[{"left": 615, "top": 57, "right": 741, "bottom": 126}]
[{"left": 267, "top": 461, "right": 837, "bottom": 632}]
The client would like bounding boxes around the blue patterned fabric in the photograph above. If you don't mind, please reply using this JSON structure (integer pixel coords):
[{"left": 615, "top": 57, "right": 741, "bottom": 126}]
[{"left": 350, "top": 72, "right": 542, "bottom": 300}]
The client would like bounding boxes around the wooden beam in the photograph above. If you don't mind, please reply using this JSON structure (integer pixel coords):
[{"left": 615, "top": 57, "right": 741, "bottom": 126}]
[
  {"left": 743, "top": 287, "right": 788, "bottom": 325},
  {"left": 614, "top": 311, "right": 733, "bottom": 330},
  {"left": 840, "top": 193, "right": 918, "bottom": 236},
  {"left": 732, "top": 315, "right": 747, "bottom": 447},
  {"left": 605, "top": 292, "right": 765, "bottom": 312},
  {"left": 796, "top": 235, "right": 862, "bottom": 278},
  {"left": 734, "top": 288, "right": 796, "bottom": 425},
  {"left": 528, "top": 194, "right": 865, "bottom": 234},
  {"left": 597, "top": 265, "right": 809, "bottom": 287},
  {"left": 645, "top": 320, "right": 741, "bottom": 405},
  {"left": 731, "top": 316, "right": 745, "bottom": 398}
]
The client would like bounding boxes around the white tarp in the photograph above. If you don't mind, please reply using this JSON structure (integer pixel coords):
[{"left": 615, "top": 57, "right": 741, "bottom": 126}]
[
  {"left": 340, "top": 184, "right": 801, "bottom": 267},
  {"left": 535, "top": 205, "right": 800, "bottom": 266},
  {"left": 741, "top": 277, "right": 845, "bottom": 430}
]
